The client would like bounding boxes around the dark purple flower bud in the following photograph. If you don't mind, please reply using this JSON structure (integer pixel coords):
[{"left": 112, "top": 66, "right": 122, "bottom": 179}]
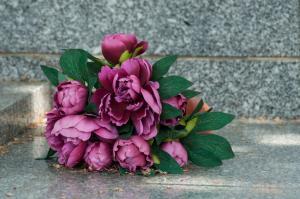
[{"left": 101, "top": 33, "right": 148, "bottom": 64}]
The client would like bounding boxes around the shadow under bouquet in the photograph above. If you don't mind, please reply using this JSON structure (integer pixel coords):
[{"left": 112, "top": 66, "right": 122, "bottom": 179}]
[{"left": 41, "top": 33, "right": 235, "bottom": 175}]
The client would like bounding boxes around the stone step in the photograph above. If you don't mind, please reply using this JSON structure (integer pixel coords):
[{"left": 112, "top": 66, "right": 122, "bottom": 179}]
[
  {"left": 0, "top": 122, "right": 299, "bottom": 198},
  {"left": 0, "top": 82, "right": 50, "bottom": 145}
]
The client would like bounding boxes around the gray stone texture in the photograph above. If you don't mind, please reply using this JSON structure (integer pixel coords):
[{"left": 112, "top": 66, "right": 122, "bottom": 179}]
[
  {"left": 0, "top": 0, "right": 299, "bottom": 118},
  {"left": 0, "top": 0, "right": 299, "bottom": 56},
  {"left": 0, "top": 55, "right": 58, "bottom": 81},
  {"left": 0, "top": 55, "right": 299, "bottom": 118},
  {"left": 0, "top": 82, "right": 51, "bottom": 145},
  {"left": 1, "top": 122, "right": 300, "bottom": 198},
  {"left": 171, "top": 59, "right": 300, "bottom": 119}
]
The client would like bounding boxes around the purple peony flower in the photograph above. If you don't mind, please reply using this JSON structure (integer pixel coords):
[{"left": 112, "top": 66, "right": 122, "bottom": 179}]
[
  {"left": 58, "top": 141, "right": 87, "bottom": 168},
  {"left": 121, "top": 58, "right": 152, "bottom": 85},
  {"left": 113, "top": 136, "right": 153, "bottom": 172},
  {"left": 93, "top": 120, "right": 119, "bottom": 143},
  {"left": 84, "top": 142, "right": 113, "bottom": 171},
  {"left": 51, "top": 115, "right": 118, "bottom": 144},
  {"left": 54, "top": 80, "right": 88, "bottom": 115},
  {"left": 52, "top": 115, "right": 117, "bottom": 168},
  {"left": 92, "top": 58, "right": 161, "bottom": 140},
  {"left": 160, "top": 141, "right": 188, "bottom": 167},
  {"left": 161, "top": 94, "right": 187, "bottom": 126},
  {"left": 101, "top": 33, "right": 148, "bottom": 64},
  {"left": 140, "top": 81, "right": 162, "bottom": 115},
  {"left": 44, "top": 108, "right": 64, "bottom": 152},
  {"left": 131, "top": 105, "right": 159, "bottom": 140}
]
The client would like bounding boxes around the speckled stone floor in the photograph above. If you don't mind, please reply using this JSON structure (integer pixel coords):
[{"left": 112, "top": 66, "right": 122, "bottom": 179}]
[{"left": 0, "top": 121, "right": 300, "bottom": 199}]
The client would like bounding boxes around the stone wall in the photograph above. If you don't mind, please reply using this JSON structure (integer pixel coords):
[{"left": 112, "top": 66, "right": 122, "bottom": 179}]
[{"left": 0, "top": 0, "right": 299, "bottom": 118}]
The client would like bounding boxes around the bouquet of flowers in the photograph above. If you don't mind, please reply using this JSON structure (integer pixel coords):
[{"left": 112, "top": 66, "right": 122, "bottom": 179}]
[{"left": 41, "top": 33, "right": 235, "bottom": 175}]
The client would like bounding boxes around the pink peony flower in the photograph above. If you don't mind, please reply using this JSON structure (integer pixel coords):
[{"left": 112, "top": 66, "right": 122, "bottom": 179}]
[
  {"left": 51, "top": 115, "right": 118, "bottom": 144},
  {"left": 131, "top": 105, "right": 159, "bottom": 140},
  {"left": 161, "top": 94, "right": 187, "bottom": 126},
  {"left": 113, "top": 136, "right": 153, "bottom": 172},
  {"left": 84, "top": 142, "right": 113, "bottom": 171},
  {"left": 58, "top": 141, "right": 87, "bottom": 168},
  {"left": 93, "top": 120, "right": 119, "bottom": 143},
  {"left": 101, "top": 33, "right": 148, "bottom": 64},
  {"left": 140, "top": 81, "right": 162, "bottom": 115},
  {"left": 54, "top": 80, "right": 88, "bottom": 115},
  {"left": 44, "top": 108, "right": 64, "bottom": 152},
  {"left": 160, "top": 141, "right": 188, "bottom": 167},
  {"left": 92, "top": 58, "right": 161, "bottom": 140},
  {"left": 121, "top": 58, "right": 152, "bottom": 85}
]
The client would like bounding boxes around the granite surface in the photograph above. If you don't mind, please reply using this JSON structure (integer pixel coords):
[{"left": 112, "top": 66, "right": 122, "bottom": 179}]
[
  {"left": 0, "top": 0, "right": 299, "bottom": 56},
  {"left": 0, "top": 82, "right": 51, "bottom": 145},
  {"left": 1, "top": 122, "right": 300, "bottom": 198},
  {"left": 0, "top": 55, "right": 58, "bottom": 81},
  {"left": 171, "top": 59, "right": 300, "bottom": 119},
  {"left": 0, "top": 55, "right": 299, "bottom": 118}
]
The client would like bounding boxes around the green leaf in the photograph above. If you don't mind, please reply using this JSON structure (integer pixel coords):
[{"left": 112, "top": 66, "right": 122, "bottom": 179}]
[
  {"left": 60, "top": 49, "right": 100, "bottom": 93},
  {"left": 182, "top": 133, "right": 234, "bottom": 163},
  {"left": 182, "top": 133, "right": 222, "bottom": 167},
  {"left": 155, "top": 128, "right": 170, "bottom": 145},
  {"left": 158, "top": 76, "right": 192, "bottom": 99},
  {"left": 40, "top": 65, "right": 64, "bottom": 86},
  {"left": 161, "top": 103, "right": 182, "bottom": 120},
  {"left": 86, "top": 53, "right": 107, "bottom": 66},
  {"left": 46, "top": 148, "right": 56, "bottom": 159},
  {"left": 181, "top": 90, "right": 200, "bottom": 98},
  {"left": 94, "top": 81, "right": 101, "bottom": 89},
  {"left": 86, "top": 62, "right": 101, "bottom": 90},
  {"left": 119, "top": 166, "right": 128, "bottom": 175},
  {"left": 155, "top": 127, "right": 191, "bottom": 145},
  {"left": 155, "top": 127, "right": 172, "bottom": 145},
  {"left": 36, "top": 148, "right": 56, "bottom": 160},
  {"left": 152, "top": 55, "right": 177, "bottom": 80},
  {"left": 119, "top": 131, "right": 133, "bottom": 139},
  {"left": 194, "top": 133, "right": 234, "bottom": 160},
  {"left": 152, "top": 145, "right": 183, "bottom": 174},
  {"left": 87, "top": 61, "right": 102, "bottom": 74},
  {"left": 186, "top": 147, "right": 222, "bottom": 167},
  {"left": 87, "top": 75, "right": 98, "bottom": 94},
  {"left": 192, "top": 112, "right": 235, "bottom": 132},
  {"left": 58, "top": 72, "right": 67, "bottom": 83},
  {"left": 84, "top": 103, "right": 97, "bottom": 114},
  {"left": 59, "top": 49, "right": 88, "bottom": 82},
  {"left": 61, "top": 49, "right": 106, "bottom": 66},
  {"left": 117, "top": 122, "right": 134, "bottom": 139}
]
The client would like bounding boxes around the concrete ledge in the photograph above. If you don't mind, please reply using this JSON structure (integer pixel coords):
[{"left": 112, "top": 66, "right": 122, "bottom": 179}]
[{"left": 0, "top": 82, "right": 51, "bottom": 145}]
